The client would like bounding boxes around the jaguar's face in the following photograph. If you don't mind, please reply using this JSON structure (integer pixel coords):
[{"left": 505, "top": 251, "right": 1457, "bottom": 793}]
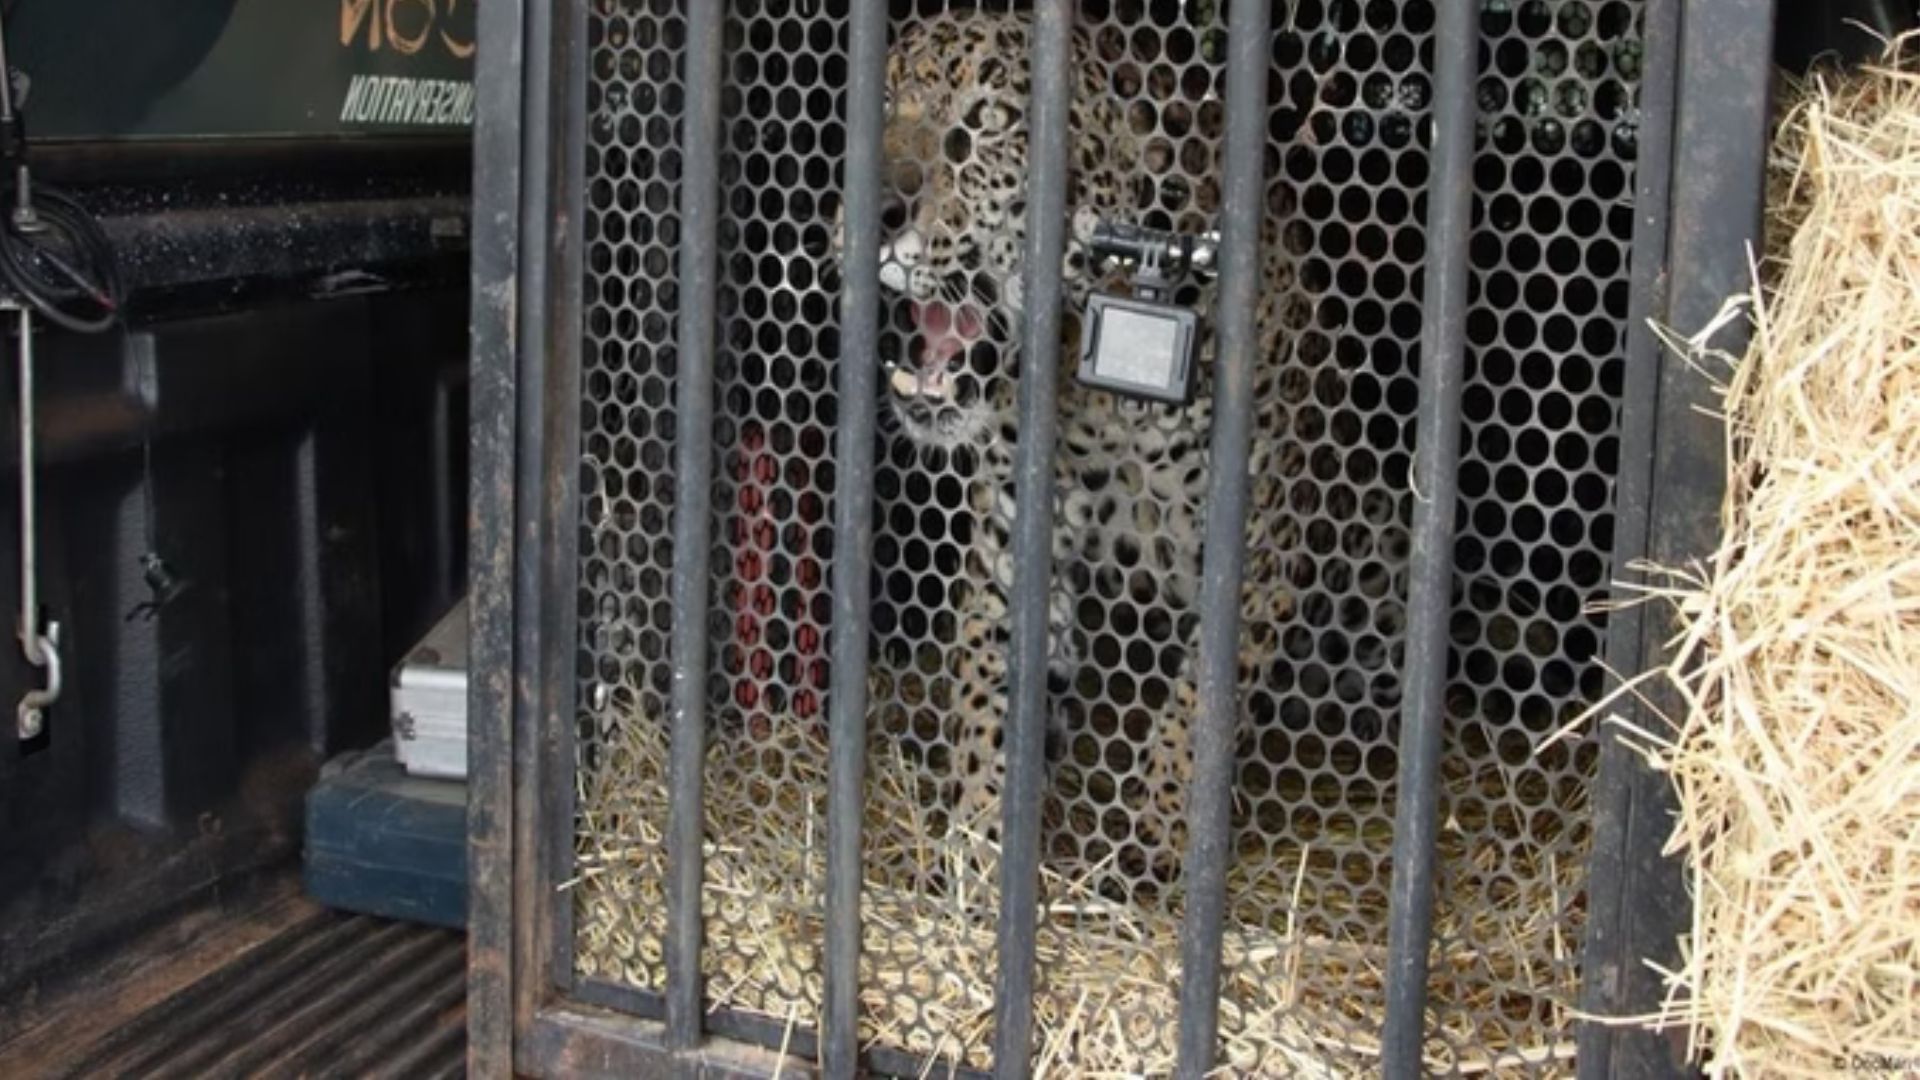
[
  {"left": 872, "top": 49, "right": 1037, "bottom": 448},
  {"left": 826, "top": 10, "right": 1137, "bottom": 448}
]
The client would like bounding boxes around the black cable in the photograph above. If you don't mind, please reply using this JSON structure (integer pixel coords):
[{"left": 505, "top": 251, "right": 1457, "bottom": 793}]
[
  {"left": 0, "top": 0, "right": 122, "bottom": 335},
  {"left": 0, "top": 180, "right": 122, "bottom": 333}
]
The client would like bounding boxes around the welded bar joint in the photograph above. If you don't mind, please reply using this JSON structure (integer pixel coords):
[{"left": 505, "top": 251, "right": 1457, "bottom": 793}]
[
  {"left": 820, "top": 0, "right": 890, "bottom": 1075},
  {"left": 664, "top": 0, "right": 728, "bottom": 1052},
  {"left": 1379, "top": 0, "right": 1480, "bottom": 1071},
  {"left": 1170, "top": 0, "right": 1272, "bottom": 1073},
  {"left": 990, "top": 2, "right": 1074, "bottom": 1075}
]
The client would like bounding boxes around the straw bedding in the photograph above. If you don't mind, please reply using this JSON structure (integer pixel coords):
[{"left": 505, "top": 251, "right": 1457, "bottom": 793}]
[
  {"left": 1604, "top": 48, "right": 1920, "bottom": 1077},
  {"left": 570, "top": 703, "right": 1585, "bottom": 1075},
  {"left": 558, "top": 44, "right": 1920, "bottom": 1079}
]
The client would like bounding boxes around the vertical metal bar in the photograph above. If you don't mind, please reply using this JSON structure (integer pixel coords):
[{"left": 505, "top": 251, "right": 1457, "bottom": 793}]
[
  {"left": 1170, "top": 0, "right": 1270, "bottom": 1074},
  {"left": 1575, "top": 0, "right": 1682, "bottom": 1073},
  {"left": 664, "top": 0, "right": 727, "bottom": 1052},
  {"left": 15, "top": 308, "right": 34, "bottom": 662},
  {"left": 511, "top": 0, "right": 560, "bottom": 1049},
  {"left": 990, "top": 2, "right": 1073, "bottom": 1075},
  {"left": 1579, "top": 2, "right": 1776, "bottom": 1076},
  {"left": 14, "top": 306, "right": 60, "bottom": 741},
  {"left": 1379, "top": 0, "right": 1479, "bottom": 1071},
  {"left": 467, "top": 0, "right": 525, "bottom": 1068},
  {"left": 542, "top": 0, "right": 592, "bottom": 1002},
  {"left": 821, "top": 1, "right": 888, "bottom": 1075}
]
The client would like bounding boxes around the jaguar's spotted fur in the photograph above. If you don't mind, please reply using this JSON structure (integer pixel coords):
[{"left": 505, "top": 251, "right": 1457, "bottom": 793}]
[{"left": 860, "top": 9, "right": 1303, "bottom": 895}]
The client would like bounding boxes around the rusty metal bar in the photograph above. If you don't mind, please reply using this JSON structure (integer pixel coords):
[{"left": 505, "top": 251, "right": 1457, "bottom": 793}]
[
  {"left": 465, "top": 0, "right": 525, "bottom": 1068},
  {"left": 1171, "top": 0, "right": 1272, "bottom": 1071},
  {"left": 1379, "top": 0, "right": 1480, "bottom": 1069},
  {"left": 540, "top": 0, "right": 592, "bottom": 1002},
  {"left": 664, "top": 0, "right": 728, "bottom": 1051}
]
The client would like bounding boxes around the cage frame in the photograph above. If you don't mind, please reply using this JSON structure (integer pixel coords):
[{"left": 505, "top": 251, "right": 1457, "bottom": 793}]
[{"left": 466, "top": 0, "right": 1779, "bottom": 1076}]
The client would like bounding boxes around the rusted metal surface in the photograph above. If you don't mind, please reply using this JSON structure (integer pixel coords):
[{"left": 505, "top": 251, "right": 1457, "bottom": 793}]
[
  {"left": 507, "top": 0, "right": 565, "bottom": 1057},
  {"left": 464, "top": 0, "right": 527, "bottom": 1074},
  {"left": 536, "top": 0, "right": 593, "bottom": 1023}
]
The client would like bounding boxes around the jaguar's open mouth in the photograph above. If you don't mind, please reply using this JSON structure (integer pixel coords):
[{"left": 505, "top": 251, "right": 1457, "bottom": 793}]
[{"left": 892, "top": 298, "right": 987, "bottom": 401}]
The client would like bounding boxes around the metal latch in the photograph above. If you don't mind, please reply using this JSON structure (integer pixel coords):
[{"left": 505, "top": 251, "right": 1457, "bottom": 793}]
[{"left": 1077, "top": 221, "right": 1218, "bottom": 406}]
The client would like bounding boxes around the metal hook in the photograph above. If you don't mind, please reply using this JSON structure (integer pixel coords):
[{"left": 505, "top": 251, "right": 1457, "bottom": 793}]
[
  {"left": 12, "top": 301, "right": 57, "bottom": 740},
  {"left": 18, "top": 619, "right": 57, "bottom": 739}
]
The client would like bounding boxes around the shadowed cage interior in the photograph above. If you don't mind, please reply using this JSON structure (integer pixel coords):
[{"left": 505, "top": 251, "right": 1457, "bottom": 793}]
[{"left": 568, "top": 0, "right": 1637, "bottom": 1073}]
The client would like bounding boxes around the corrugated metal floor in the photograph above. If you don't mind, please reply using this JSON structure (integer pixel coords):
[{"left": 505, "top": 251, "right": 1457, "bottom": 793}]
[{"left": 47, "top": 910, "right": 466, "bottom": 1079}]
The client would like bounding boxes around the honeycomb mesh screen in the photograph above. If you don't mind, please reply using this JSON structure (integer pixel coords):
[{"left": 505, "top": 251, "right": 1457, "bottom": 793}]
[
  {"left": 569, "top": 0, "right": 1639, "bottom": 1074},
  {"left": 574, "top": 0, "right": 688, "bottom": 1002}
]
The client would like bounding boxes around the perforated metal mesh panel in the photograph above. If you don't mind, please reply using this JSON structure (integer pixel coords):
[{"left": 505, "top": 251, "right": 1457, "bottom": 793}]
[
  {"left": 569, "top": 0, "right": 1640, "bottom": 1073},
  {"left": 572, "top": 0, "right": 848, "bottom": 1030},
  {"left": 1223, "top": 1, "right": 1434, "bottom": 1068},
  {"left": 573, "top": 0, "right": 687, "bottom": 998},
  {"left": 1224, "top": 0, "right": 1634, "bottom": 1074},
  {"left": 1423, "top": 1, "right": 1632, "bottom": 1069}
]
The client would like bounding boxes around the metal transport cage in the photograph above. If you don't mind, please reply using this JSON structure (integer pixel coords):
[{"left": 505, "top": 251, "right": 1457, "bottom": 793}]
[{"left": 469, "top": 0, "right": 1775, "bottom": 1075}]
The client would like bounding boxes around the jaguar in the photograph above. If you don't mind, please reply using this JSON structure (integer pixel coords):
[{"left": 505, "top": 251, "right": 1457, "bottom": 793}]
[{"left": 848, "top": 8, "right": 1304, "bottom": 896}]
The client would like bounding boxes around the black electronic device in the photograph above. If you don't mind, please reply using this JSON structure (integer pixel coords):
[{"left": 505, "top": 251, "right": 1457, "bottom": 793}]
[{"left": 1078, "top": 220, "right": 1217, "bottom": 406}]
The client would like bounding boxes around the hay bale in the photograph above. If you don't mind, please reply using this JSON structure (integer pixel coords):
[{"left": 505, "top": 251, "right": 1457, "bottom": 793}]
[{"left": 1615, "top": 46, "right": 1920, "bottom": 1076}]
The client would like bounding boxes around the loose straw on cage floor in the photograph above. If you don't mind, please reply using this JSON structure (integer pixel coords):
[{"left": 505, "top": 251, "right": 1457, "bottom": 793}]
[{"left": 571, "top": 712, "right": 1584, "bottom": 1076}]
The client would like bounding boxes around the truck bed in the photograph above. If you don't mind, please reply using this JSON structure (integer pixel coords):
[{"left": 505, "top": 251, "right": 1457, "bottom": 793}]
[{"left": 0, "top": 876, "right": 465, "bottom": 1078}]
